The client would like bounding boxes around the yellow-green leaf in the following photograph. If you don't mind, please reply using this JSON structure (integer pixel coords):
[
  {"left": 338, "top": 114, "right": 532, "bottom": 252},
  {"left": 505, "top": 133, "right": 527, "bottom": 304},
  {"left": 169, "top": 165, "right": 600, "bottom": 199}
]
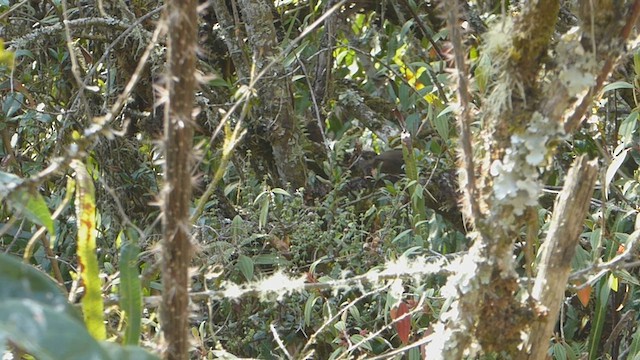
[
  {"left": 71, "top": 160, "right": 105, "bottom": 340},
  {"left": 119, "top": 232, "right": 142, "bottom": 346}
]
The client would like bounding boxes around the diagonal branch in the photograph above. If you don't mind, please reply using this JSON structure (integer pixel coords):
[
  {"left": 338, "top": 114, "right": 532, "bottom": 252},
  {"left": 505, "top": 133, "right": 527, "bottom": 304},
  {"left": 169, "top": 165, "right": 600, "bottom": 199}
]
[{"left": 523, "top": 156, "right": 598, "bottom": 360}]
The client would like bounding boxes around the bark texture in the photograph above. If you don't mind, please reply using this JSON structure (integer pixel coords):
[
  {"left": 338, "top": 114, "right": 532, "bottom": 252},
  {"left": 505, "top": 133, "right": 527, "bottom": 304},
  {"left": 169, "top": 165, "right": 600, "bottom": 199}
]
[
  {"left": 238, "top": 0, "right": 307, "bottom": 189},
  {"left": 524, "top": 156, "right": 598, "bottom": 359},
  {"left": 427, "top": 0, "right": 640, "bottom": 358},
  {"left": 161, "top": 0, "right": 197, "bottom": 358}
]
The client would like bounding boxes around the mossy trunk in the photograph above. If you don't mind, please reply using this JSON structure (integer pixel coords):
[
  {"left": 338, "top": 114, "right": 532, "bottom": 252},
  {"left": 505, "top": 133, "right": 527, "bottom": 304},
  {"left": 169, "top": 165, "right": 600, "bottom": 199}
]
[
  {"left": 428, "top": 1, "right": 640, "bottom": 358},
  {"left": 238, "top": 0, "right": 307, "bottom": 189}
]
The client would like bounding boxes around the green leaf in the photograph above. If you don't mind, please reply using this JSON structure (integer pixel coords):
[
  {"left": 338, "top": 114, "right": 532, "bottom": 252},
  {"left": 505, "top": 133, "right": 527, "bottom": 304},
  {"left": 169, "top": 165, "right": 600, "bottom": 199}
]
[
  {"left": 0, "top": 299, "right": 110, "bottom": 360},
  {"left": 348, "top": 305, "right": 361, "bottom": 323},
  {"left": 619, "top": 111, "right": 638, "bottom": 146},
  {"left": 0, "top": 39, "right": 13, "bottom": 67},
  {"left": 259, "top": 196, "right": 269, "bottom": 230},
  {"left": 349, "top": 334, "right": 372, "bottom": 351},
  {"left": 304, "top": 294, "right": 319, "bottom": 327},
  {"left": 614, "top": 269, "right": 640, "bottom": 286},
  {"left": 271, "top": 188, "right": 291, "bottom": 197},
  {"left": 237, "top": 255, "right": 254, "bottom": 282},
  {"left": 2, "top": 92, "right": 22, "bottom": 118},
  {"left": 209, "top": 78, "right": 231, "bottom": 88},
  {"left": 602, "top": 81, "right": 634, "bottom": 93},
  {"left": 588, "top": 275, "right": 612, "bottom": 360},
  {"left": 433, "top": 114, "right": 450, "bottom": 140},
  {"left": 7, "top": 188, "right": 55, "bottom": 244},
  {"left": 392, "top": 229, "right": 413, "bottom": 243},
  {"left": 253, "top": 254, "right": 286, "bottom": 265},
  {"left": 71, "top": 160, "right": 105, "bottom": 340},
  {"left": 474, "top": 55, "right": 491, "bottom": 93},
  {"left": 552, "top": 342, "right": 567, "bottom": 360},
  {"left": 230, "top": 215, "right": 244, "bottom": 242},
  {"left": 0, "top": 252, "right": 78, "bottom": 319},
  {"left": 605, "top": 146, "right": 628, "bottom": 199},
  {"left": 119, "top": 237, "right": 142, "bottom": 346}
]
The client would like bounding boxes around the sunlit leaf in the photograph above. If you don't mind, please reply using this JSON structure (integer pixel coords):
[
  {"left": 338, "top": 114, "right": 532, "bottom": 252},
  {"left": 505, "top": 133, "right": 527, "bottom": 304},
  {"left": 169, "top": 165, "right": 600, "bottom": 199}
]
[
  {"left": 605, "top": 146, "right": 628, "bottom": 199},
  {"left": 9, "top": 188, "right": 54, "bottom": 239},
  {"left": 237, "top": 255, "right": 254, "bottom": 281},
  {"left": 271, "top": 188, "right": 291, "bottom": 197},
  {"left": 119, "top": 235, "right": 142, "bottom": 346},
  {"left": 71, "top": 160, "right": 105, "bottom": 340},
  {"left": 619, "top": 111, "right": 638, "bottom": 145}
]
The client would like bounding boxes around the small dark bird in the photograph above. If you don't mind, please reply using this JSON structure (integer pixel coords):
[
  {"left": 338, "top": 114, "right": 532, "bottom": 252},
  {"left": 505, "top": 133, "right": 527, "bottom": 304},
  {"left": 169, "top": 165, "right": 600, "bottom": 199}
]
[{"left": 356, "top": 149, "right": 404, "bottom": 176}]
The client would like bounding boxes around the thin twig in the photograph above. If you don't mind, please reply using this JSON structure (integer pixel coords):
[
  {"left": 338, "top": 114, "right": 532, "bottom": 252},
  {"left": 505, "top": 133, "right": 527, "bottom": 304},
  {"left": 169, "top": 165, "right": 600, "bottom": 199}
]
[
  {"left": 446, "top": 0, "right": 481, "bottom": 223},
  {"left": 270, "top": 323, "right": 293, "bottom": 360}
]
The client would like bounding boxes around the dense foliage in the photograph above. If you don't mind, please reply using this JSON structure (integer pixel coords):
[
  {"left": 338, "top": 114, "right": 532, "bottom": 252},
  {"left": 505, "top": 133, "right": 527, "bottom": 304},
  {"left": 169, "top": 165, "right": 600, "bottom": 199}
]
[{"left": 1, "top": 0, "right": 640, "bottom": 359}]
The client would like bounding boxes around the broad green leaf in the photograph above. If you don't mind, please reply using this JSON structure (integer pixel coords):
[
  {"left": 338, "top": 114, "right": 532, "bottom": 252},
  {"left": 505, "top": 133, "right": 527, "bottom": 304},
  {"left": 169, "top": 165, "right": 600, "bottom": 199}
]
[
  {"left": 259, "top": 196, "right": 269, "bottom": 230},
  {"left": 8, "top": 188, "right": 55, "bottom": 245},
  {"left": 304, "top": 294, "right": 319, "bottom": 327},
  {"left": 587, "top": 275, "right": 613, "bottom": 360},
  {"left": 437, "top": 105, "right": 454, "bottom": 118},
  {"left": 271, "top": 188, "right": 291, "bottom": 197},
  {"left": 605, "top": 147, "right": 628, "bottom": 199},
  {"left": 349, "top": 334, "right": 372, "bottom": 351},
  {"left": 602, "top": 81, "right": 634, "bottom": 93},
  {"left": 552, "top": 342, "right": 567, "bottom": 360},
  {"left": 475, "top": 55, "right": 491, "bottom": 93},
  {"left": 348, "top": 304, "right": 361, "bottom": 323},
  {"left": 119, "top": 237, "right": 142, "bottom": 346},
  {"left": 230, "top": 215, "right": 244, "bottom": 242},
  {"left": 392, "top": 229, "right": 412, "bottom": 243},
  {"left": 237, "top": 255, "right": 254, "bottom": 282},
  {"left": 209, "top": 78, "right": 231, "bottom": 88},
  {"left": 0, "top": 39, "right": 14, "bottom": 67},
  {"left": 253, "top": 254, "right": 286, "bottom": 265},
  {"left": 2, "top": 92, "right": 23, "bottom": 118},
  {"left": 0, "top": 299, "right": 109, "bottom": 360},
  {"left": 329, "top": 347, "right": 344, "bottom": 360},
  {"left": 0, "top": 252, "right": 78, "bottom": 319},
  {"left": 433, "top": 114, "right": 450, "bottom": 140},
  {"left": 619, "top": 111, "right": 639, "bottom": 145},
  {"left": 71, "top": 160, "right": 106, "bottom": 340},
  {"left": 614, "top": 269, "right": 640, "bottom": 286},
  {"left": 407, "top": 348, "right": 422, "bottom": 360}
]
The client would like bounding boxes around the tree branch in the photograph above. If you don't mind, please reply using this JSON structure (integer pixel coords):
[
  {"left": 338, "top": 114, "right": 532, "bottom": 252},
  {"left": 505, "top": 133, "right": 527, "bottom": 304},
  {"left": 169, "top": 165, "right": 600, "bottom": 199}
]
[{"left": 523, "top": 155, "right": 598, "bottom": 360}]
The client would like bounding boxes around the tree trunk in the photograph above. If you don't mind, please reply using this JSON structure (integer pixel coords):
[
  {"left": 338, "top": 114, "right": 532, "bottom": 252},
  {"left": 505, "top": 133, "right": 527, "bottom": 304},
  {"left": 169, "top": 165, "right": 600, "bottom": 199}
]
[
  {"left": 426, "top": 0, "right": 640, "bottom": 358},
  {"left": 161, "top": 0, "right": 197, "bottom": 359},
  {"left": 238, "top": 0, "right": 307, "bottom": 189}
]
